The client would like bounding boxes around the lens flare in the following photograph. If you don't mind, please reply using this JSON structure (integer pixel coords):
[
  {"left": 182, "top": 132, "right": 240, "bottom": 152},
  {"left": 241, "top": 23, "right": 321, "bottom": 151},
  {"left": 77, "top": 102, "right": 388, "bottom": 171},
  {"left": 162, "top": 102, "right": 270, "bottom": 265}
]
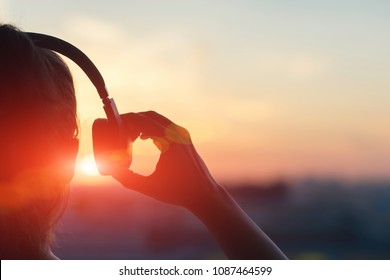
[{"left": 80, "top": 154, "right": 99, "bottom": 176}]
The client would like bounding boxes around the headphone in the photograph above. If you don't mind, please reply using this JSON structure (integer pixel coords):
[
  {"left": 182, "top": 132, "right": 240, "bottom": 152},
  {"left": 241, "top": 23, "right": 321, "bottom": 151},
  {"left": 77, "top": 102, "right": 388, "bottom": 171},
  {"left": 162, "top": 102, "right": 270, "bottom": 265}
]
[{"left": 27, "top": 32, "right": 132, "bottom": 175}]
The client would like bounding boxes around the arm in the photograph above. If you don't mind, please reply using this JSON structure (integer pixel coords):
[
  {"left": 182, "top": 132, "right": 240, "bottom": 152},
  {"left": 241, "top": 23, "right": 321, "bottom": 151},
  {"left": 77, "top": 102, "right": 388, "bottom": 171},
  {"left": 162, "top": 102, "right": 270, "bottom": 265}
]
[
  {"left": 112, "top": 111, "right": 287, "bottom": 260},
  {"left": 190, "top": 182, "right": 287, "bottom": 259}
]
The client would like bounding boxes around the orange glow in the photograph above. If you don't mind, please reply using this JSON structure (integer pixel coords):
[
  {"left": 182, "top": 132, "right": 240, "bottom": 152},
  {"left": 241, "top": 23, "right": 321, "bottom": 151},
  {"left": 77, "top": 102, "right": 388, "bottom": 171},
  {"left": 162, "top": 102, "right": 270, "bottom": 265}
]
[
  {"left": 130, "top": 138, "right": 160, "bottom": 176},
  {"left": 79, "top": 154, "right": 99, "bottom": 176},
  {"left": 57, "top": 9, "right": 390, "bottom": 183},
  {"left": 0, "top": 169, "right": 65, "bottom": 210},
  {"left": 74, "top": 139, "right": 161, "bottom": 185}
]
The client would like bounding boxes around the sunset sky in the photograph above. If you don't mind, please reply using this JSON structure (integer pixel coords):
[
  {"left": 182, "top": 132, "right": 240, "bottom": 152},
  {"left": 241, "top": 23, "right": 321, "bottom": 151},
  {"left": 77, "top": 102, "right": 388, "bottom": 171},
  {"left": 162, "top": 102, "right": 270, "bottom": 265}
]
[{"left": 2, "top": 0, "right": 390, "bottom": 184}]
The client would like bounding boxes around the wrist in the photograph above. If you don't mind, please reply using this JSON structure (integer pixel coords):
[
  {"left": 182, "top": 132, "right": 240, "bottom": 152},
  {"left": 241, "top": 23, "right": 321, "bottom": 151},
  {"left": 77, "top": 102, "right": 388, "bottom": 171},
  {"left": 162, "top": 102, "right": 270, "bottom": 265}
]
[{"left": 187, "top": 182, "right": 234, "bottom": 220}]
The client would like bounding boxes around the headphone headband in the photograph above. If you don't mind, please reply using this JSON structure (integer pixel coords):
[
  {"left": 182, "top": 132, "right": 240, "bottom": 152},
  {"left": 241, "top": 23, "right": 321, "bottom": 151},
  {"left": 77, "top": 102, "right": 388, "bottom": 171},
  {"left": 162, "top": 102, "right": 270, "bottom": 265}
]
[
  {"left": 27, "top": 32, "right": 108, "bottom": 99},
  {"left": 26, "top": 32, "right": 122, "bottom": 127}
]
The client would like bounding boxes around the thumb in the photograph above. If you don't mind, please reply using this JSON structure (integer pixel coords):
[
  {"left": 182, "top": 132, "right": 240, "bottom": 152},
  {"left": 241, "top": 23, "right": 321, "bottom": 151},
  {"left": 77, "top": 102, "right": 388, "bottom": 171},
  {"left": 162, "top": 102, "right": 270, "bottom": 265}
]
[{"left": 111, "top": 169, "right": 151, "bottom": 196}]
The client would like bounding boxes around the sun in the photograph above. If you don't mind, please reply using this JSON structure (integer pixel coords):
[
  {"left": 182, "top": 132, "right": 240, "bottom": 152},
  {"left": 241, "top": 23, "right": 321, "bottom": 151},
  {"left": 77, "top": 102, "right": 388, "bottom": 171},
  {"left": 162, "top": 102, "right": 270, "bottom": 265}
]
[{"left": 80, "top": 154, "right": 100, "bottom": 176}]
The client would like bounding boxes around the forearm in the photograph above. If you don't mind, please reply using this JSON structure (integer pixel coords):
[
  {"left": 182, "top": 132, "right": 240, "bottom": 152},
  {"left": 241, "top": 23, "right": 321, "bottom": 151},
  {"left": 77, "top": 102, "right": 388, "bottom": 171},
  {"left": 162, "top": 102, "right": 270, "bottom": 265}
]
[{"left": 189, "top": 183, "right": 287, "bottom": 260}]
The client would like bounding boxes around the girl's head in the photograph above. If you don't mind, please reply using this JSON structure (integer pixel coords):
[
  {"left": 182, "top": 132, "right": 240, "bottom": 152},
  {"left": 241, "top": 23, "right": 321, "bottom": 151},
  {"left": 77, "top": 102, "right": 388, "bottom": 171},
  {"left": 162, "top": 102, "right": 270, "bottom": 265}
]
[{"left": 0, "top": 24, "right": 79, "bottom": 259}]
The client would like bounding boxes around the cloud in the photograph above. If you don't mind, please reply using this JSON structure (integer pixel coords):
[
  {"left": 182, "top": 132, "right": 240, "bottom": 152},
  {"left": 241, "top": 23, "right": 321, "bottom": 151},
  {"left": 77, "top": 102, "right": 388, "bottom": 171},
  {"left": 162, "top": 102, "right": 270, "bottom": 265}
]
[
  {"left": 57, "top": 13, "right": 217, "bottom": 141},
  {"left": 60, "top": 14, "right": 209, "bottom": 103},
  {"left": 61, "top": 14, "right": 129, "bottom": 47}
]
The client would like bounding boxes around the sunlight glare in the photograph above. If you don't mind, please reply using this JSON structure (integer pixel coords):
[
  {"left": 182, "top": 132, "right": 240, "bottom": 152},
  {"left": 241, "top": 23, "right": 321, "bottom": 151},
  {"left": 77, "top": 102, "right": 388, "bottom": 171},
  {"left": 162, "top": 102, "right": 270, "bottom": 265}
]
[{"left": 80, "top": 154, "right": 100, "bottom": 176}]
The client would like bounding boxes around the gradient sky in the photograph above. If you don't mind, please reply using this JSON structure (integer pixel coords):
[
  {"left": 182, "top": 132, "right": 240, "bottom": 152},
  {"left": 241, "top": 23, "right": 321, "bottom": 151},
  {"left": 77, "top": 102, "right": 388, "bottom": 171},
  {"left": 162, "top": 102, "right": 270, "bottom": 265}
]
[{"left": 1, "top": 0, "right": 390, "bottom": 183}]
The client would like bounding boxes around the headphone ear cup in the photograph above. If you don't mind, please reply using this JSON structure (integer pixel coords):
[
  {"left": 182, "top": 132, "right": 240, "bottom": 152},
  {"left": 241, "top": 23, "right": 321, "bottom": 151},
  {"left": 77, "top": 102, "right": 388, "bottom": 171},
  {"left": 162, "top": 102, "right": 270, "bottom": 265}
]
[{"left": 92, "top": 118, "right": 131, "bottom": 175}]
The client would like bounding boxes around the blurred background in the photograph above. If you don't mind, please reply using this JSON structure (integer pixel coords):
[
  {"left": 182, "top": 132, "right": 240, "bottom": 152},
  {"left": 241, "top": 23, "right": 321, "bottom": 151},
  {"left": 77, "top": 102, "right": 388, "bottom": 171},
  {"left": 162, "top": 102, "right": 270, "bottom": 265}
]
[{"left": 1, "top": 0, "right": 390, "bottom": 259}]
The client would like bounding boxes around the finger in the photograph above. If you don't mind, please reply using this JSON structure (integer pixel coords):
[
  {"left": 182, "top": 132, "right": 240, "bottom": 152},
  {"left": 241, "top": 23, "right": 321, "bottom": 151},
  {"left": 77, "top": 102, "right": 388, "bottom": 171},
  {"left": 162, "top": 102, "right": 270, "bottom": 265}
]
[
  {"left": 111, "top": 168, "right": 151, "bottom": 196},
  {"left": 121, "top": 111, "right": 166, "bottom": 138},
  {"left": 152, "top": 137, "right": 170, "bottom": 153},
  {"left": 119, "top": 112, "right": 143, "bottom": 140},
  {"left": 139, "top": 111, "right": 191, "bottom": 144},
  {"left": 140, "top": 111, "right": 174, "bottom": 128},
  {"left": 139, "top": 134, "right": 170, "bottom": 152},
  {"left": 121, "top": 111, "right": 190, "bottom": 144},
  {"left": 164, "top": 123, "right": 191, "bottom": 144}
]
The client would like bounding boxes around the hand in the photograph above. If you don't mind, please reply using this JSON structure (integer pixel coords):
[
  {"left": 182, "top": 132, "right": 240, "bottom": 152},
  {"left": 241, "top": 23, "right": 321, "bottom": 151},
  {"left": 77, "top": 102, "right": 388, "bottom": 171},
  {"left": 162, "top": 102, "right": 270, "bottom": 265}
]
[
  {"left": 112, "top": 111, "right": 287, "bottom": 259},
  {"left": 112, "top": 111, "right": 220, "bottom": 210}
]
